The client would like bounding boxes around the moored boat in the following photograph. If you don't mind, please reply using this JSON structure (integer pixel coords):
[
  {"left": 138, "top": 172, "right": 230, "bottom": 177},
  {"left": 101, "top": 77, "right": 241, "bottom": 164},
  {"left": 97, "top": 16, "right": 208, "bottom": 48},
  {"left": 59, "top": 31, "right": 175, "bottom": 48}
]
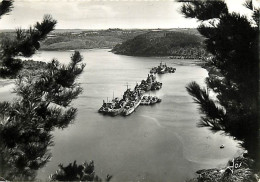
[
  {"left": 149, "top": 62, "right": 176, "bottom": 74},
  {"left": 140, "top": 96, "right": 150, "bottom": 105},
  {"left": 122, "top": 97, "right": 142, "bottom": 116},
  {"left": 140, "top": 95, "right": 162, "bottom": 106},
  {"left": 107, "top": 99, "right": 127, "bottom": 116},
  {"left": 98, "top": 101, "right": 114, "bottom": 114},
  {"left": 150, "top": 67, "right": 157, "bottom": 74},
  {"left": 99, "top": 95, "right": 127, "bottom": 116}
]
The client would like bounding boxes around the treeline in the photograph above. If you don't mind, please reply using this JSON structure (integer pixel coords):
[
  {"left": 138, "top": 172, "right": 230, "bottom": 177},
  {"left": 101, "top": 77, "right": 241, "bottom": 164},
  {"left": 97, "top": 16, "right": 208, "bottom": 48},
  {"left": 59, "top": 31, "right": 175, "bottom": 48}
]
[{"left": 112, "top": 31, "right": 207, "bottom": 58}]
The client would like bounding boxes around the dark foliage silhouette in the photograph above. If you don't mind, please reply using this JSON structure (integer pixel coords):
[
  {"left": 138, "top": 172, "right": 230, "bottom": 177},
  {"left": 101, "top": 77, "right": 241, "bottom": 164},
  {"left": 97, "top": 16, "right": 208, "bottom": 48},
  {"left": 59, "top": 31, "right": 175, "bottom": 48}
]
[
  {"left": 181, "top": 0, "right": 259, "bottom": 165},
  {"left": 0, "top": 0, "right": 13, "bottom": 18},
  {"left": 0, "top": 51, "right": 85, "bottom": 180},
  {"left": 0, "top": 2, "right": 112, "bottom": 181},
  {"left": 0, "top": 14, "right": 57, "bottom": 78},
  {"left": 50, "top": 160, "right": 112, "bottom": 182}
]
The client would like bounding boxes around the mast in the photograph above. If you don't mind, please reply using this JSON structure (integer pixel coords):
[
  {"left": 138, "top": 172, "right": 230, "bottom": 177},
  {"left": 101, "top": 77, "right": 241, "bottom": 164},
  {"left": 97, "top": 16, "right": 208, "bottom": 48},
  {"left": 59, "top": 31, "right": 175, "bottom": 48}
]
[{"left": 124, "top": 82, "right": 129, "bottom": 90}]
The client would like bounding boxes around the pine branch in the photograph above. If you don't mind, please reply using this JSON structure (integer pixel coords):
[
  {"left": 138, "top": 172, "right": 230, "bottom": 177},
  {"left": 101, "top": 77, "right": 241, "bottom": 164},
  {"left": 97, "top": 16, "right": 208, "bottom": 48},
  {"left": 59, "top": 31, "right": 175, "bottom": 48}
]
[
  {"left": 243, "top": 0, "right": 253, "bottom": 10},
  {"left": 180, "top": 1, "right": 228, "bottom": 21},
  {"left": 34, "top": 14, "right": 57, "bottom": 40},
  {"left": 0, "top": 15, "right": 57, "bottom": 78},
  {"left": 253, "top": 8, "right": 259, "bottom": 27},
  {"left": 0, "top": 0, "right": 13, "bottom": 18},
  {"left": 50, "top": 160, "right": 112, "bottom": 182},
  {"left": 0, "top": 51, "right": 84, "bottom": 179},
  {"left": 186, "top": 81, "right": 226, "bottom": 131}
]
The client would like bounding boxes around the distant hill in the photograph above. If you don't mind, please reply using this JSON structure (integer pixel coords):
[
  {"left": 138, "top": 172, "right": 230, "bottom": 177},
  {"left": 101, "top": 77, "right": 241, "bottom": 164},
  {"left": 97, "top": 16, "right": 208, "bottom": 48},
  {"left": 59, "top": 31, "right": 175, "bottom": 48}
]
[
  {"left": 112, "top": 30, "right": 207, "bottom": 58},
  {"left": 0, "top": 29, "right": 204, "bottom": 54}
]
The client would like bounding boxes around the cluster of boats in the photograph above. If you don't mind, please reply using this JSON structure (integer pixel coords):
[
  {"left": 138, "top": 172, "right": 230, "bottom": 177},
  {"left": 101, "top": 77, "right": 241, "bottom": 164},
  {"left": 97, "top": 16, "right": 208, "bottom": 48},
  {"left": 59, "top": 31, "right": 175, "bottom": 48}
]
[
  {"left": 140, "top": 95, "right": 161, "bottom": 105},
  {"left": 138, "top": 74, "right": 162, "bottom": 91},
  {"left": 150, "top": 62, "right": 176, "bottom": 74},
  {"left": 98, "top": 74, "right": 162, "bottom": 116},
  {"left": 99, "top": 62, "right": 176, "bottom": 116}
]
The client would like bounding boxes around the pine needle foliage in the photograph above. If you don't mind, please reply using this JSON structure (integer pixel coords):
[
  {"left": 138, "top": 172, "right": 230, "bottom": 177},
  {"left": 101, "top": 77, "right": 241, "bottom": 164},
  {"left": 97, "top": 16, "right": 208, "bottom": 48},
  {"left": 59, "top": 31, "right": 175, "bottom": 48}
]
[
  {"left": 0, "top": 0, "right": 13, "bottom": 18},
  {"left": 181, "top": 0, "right": 259, "bottom": 160},
  {"left": 50, "top": 160, "right": 112, "bottom": 182},
  {"left": 0, "top": 14, "right": 57, "bottom": 78},
  {"left": 0, "top": 51, "right": 85, "bottom": 180},
  {"left": 0, "top": 2, "right": 88, "bottom": 180}
]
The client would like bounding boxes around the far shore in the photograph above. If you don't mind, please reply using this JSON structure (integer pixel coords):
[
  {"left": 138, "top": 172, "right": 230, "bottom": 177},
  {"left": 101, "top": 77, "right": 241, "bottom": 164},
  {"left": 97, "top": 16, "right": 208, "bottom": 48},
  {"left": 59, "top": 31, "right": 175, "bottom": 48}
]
[{"left": 39, "top": 47, "right": 205, "bottom": 61}]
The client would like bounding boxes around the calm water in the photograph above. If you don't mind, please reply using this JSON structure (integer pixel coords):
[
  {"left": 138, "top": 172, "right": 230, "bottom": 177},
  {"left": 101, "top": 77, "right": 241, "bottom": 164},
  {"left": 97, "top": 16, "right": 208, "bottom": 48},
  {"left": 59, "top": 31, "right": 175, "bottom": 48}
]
[{"left": 1, "top": 49, "right": 243, "bottom": 182}]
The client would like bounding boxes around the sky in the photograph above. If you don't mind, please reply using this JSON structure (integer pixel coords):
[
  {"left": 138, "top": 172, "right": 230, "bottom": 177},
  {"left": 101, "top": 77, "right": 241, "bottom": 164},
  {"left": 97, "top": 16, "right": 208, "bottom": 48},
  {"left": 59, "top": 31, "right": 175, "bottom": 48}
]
[{"left": 0, "top": 0, "right": 259, "bottom": 30}]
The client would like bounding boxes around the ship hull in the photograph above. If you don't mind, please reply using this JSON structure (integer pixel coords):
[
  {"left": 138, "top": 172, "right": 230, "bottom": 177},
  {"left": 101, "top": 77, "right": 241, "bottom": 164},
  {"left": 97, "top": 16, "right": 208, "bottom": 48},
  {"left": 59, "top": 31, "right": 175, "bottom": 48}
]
[
  {"left": 123, "top": 98, "right": 142, "bottom": 116},
  {"left": 108, "top": 107, "right": 124, "bottom": 116}
]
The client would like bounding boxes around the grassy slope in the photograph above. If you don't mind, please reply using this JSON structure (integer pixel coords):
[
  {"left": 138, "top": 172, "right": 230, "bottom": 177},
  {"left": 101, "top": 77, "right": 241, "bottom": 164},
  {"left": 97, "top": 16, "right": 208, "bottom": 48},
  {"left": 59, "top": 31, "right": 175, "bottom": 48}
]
[
  {"left": 39, "top": 29, "right": 147, "bottom": 50},
  {"left": 40, "top": 36, "right": 124, "bottom": 50}
]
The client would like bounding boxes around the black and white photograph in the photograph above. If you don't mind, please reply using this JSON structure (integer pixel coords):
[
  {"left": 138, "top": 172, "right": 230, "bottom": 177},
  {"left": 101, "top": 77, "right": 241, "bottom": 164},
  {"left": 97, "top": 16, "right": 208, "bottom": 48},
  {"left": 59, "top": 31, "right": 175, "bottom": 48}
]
[{"left": 0, "top": 0, "right": 259, "bottom": 181}]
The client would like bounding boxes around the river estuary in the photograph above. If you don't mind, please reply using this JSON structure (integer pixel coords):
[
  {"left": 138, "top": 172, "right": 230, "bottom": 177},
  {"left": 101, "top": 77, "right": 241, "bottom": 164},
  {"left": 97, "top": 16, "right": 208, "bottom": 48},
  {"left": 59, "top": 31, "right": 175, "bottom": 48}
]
[{"left": 0, "top": 49, "right": 243, "bottom": 182}]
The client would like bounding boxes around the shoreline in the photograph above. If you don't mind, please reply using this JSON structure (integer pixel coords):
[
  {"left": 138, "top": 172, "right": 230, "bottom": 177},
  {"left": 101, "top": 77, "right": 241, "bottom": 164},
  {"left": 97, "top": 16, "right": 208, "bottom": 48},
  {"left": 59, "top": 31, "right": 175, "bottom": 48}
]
[
  {"left": 188, "top": 154, "right": 259, "bottom": 182},
  {"left": 111, "top": 51, "right": 204, "bottom": 60},
  {"left": 39, "top": 47, "right": 204, "bottom": 60},
  {"left": 39, "top": 47, "right": 113, "bottom": 52},
  {"left": 36, "top": 48, "right": 205, "bottom": 65}
]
